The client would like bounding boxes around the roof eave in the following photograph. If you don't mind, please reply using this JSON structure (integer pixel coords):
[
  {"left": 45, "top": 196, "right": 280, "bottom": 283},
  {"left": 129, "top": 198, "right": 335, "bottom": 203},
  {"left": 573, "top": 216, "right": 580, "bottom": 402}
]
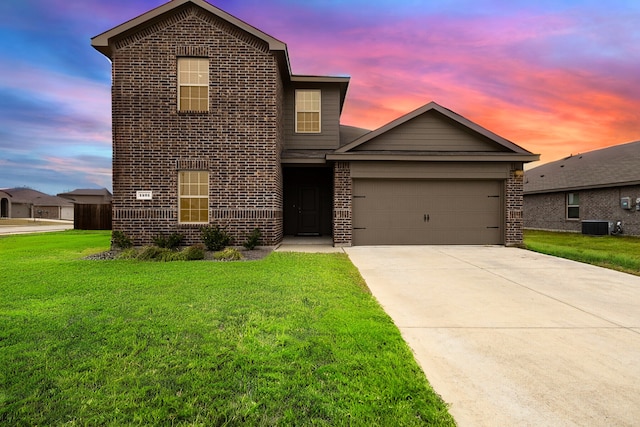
[
  {"left": 327, "top": 153, "right": 540, "bottom": 162},
  {"left": 281, "top": 158, "right": 328, "bottom": 164},
  {"left": 525, "top": 179, "right": 640, "bottom": 195},
  {"left": 291, "top": 75, "right": 350, "bottom": 112}
]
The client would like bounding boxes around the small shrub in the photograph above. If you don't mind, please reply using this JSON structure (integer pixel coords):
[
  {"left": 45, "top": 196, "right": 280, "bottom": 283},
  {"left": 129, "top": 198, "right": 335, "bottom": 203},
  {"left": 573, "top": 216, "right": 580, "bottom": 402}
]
[
  {"left": 112, "top": 230, "right": 132, "bottom": 249},
  {"left": 201, "top": 225, "right": 232, "bottom": 251},
  {"left": 213, "top": 247, "right": 243, "bottom": 261},
  {"left": 153, "top": 232, "right": 184, "bottom": 250},
  {"left": 243, "top": 228, "right": 262, "bottom": 250},
  {"left": 117, "top": 248, "right": 139, "bottom": 259},
  {"left": 136, "top": 246, "right": 172, "bottom": 261},
  {"left": 116, "top": 245, "right": 204, "bottom": 262},
  {"left": 182, "top": 243, "right": 206, "bottom": 261}
]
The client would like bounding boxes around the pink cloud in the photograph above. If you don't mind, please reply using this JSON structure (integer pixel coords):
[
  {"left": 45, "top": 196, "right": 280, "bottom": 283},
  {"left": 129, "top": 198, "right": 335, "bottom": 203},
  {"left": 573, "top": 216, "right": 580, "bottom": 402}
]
[
  {"left": 43, "top": 156, "right": 112, "bottom": 188},
  {"left": 273, "top": 8, "right": 640, "bottom": 165}
]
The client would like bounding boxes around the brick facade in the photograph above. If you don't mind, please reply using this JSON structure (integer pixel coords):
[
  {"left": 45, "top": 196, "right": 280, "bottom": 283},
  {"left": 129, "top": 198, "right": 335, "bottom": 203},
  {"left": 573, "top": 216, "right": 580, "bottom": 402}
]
[
  {"left": 110, "top": 5, "right": 283, "bottom": 246},
  {"left": 332, "top": 161, "right": 352, "bottom": 246},
  {"left": 505, "top": 167, "right": 525, "bottom": 246},
  {"left": 525, "top": 185, "right": 640, "bottom": 236}
]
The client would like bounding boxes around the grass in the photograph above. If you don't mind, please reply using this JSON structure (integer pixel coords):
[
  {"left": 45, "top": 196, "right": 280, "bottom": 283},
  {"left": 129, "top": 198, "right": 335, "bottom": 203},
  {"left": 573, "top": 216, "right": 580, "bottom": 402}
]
[
  {"left": 0, "top": 231, "right": 454, "bottom": 426},
  {"left": 524, "top": 229, "right": 640, "bottom": 276}
]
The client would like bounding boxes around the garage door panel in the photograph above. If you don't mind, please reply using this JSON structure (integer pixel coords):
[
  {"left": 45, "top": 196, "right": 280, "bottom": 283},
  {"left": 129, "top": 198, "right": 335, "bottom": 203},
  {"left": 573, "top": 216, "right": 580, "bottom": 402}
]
[{"left": 352, "top": 179, "right": 503, "bottom": 245}]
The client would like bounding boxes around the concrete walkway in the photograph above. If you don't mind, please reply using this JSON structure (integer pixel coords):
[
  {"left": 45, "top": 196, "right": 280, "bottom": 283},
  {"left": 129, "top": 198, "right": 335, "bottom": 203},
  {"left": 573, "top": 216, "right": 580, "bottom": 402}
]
[
  {"left": 275, "top": 236, "right": 344, "bottom": 253},
  {"left": 344, "top": 245, "right": 640, "bottom": 427}
]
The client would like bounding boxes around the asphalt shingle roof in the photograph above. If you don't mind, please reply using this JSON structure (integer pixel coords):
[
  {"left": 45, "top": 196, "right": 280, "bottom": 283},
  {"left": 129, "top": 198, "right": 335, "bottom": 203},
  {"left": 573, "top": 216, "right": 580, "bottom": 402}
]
[
  {"left": 524, "top": 140, "right": 640, "bottom": 194},
  {"left": 2, "top": 187, "right": 73, "bottom": 206}
]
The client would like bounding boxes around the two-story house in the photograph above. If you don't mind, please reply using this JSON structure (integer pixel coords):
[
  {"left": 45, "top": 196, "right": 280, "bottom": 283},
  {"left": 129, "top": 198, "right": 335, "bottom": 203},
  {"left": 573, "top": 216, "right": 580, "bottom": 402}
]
[{"left": 92, "top": 0, "right": 538, "bottom": 247}]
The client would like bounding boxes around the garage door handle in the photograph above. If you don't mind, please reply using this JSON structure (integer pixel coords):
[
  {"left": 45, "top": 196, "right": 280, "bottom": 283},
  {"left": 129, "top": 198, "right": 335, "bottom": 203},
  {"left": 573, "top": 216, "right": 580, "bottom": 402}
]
[{"left": 424, "top": 214, "right": 429, "bottom": 222}]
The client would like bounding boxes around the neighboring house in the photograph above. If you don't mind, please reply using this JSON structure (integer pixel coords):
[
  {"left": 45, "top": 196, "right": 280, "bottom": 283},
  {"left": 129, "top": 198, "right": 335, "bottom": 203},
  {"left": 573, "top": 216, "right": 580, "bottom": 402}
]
[
  {"left": 91, "top": 0, "right": 538, "bottom": 247},
  {"left": 524, "top": 140, "right": 640, "bottom": 236},
  {"left": 57, "top": 188, "right": 113, "bottom": 204},
  {"left": 0, "top": 188, "right": 74, "bottom": 220}
]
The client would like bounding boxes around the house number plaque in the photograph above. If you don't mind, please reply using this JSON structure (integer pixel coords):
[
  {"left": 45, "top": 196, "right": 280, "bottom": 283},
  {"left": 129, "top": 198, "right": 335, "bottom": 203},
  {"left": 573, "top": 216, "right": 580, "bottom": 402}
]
[{"left": 136, "top": 191, "right": 153, "bottom": 200}]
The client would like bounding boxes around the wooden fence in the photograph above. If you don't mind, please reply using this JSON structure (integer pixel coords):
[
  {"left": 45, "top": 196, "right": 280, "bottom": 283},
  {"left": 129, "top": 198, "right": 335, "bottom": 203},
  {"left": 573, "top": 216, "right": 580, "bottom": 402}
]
[{"left": 74, "top": 204, "right": 112, "bottom": 230}]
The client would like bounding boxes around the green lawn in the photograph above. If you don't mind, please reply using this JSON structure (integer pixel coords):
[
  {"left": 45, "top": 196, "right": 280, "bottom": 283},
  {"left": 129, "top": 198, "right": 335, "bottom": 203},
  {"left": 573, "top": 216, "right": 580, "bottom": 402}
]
[
  {"left": 524, "top": 229, "right": 640, "bottom": 275},
  {"left": 0, "top": 231, "right": 454, "bottom": 426}
]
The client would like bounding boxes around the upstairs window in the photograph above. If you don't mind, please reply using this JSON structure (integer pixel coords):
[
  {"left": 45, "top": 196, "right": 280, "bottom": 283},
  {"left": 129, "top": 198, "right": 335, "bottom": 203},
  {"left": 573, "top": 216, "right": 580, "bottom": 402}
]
[
  {"left": 567, "top": 193, "right": 580, "bottom": 219},
  {"left": 178, "top": 58, "right": 209, "bottom": 112},
  {"left": 295, "top": 90, "right": 321, "bottom": 133},
  {"left": 179, "top": 171, "right": 209, "bottom": 223}
]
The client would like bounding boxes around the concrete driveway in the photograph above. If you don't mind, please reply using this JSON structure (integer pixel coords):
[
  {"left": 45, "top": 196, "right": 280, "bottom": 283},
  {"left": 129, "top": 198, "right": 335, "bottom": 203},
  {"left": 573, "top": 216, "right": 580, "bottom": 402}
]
[
  {"left": 0, "top": 221, "right": 73, "bottom": 235},
  {"left": 344, "top": 246, "right": 640, "bottom": 427}
]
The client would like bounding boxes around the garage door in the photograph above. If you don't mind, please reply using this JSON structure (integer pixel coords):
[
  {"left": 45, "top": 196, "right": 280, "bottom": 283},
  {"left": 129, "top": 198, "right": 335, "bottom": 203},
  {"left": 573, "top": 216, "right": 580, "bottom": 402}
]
[{"left": 352, "top": 179, "right": 503, "bottom": 245}]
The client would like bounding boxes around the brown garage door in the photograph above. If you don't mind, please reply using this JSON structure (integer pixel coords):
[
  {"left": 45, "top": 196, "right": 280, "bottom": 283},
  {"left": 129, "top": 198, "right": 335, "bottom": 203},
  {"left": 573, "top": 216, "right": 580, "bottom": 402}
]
[{"left": 352, "top": 179, "right": 503, "bottom": 245}]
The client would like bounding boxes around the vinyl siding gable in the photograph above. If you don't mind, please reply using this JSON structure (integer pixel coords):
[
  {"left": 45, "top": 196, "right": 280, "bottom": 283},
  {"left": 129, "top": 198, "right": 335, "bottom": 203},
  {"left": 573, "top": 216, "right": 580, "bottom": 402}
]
[{"left": 352, "top": 110, "right": 508, "bottom": 152}]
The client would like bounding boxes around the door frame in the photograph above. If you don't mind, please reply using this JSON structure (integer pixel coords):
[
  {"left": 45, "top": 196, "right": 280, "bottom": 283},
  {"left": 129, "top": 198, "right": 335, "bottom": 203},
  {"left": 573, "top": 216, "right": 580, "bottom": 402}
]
[{"left": 283, "top": 166, "right": 333, "bottom": 237}]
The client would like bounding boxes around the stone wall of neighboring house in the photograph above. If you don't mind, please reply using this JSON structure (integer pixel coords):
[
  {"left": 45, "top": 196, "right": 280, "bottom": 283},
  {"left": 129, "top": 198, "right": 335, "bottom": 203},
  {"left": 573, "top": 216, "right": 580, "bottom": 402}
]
[
  {"left": 524, "top": 184, "right": 640, "bottom": 236},
  {"left": 110, "top": 5, "right": 284, "bottom": 246},
  {"left": 34, "top": 205, "right": 61, "bottom": 220}
]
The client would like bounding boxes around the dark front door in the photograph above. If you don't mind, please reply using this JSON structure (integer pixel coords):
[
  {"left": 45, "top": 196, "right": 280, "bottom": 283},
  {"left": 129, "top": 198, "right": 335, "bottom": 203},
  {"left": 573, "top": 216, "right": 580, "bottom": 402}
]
[
  {"left": 298, "top": 187, "right": 320, "bottom": 235},
  {"left": 283, "top": 167, "right": 332, "bottom": 236}
]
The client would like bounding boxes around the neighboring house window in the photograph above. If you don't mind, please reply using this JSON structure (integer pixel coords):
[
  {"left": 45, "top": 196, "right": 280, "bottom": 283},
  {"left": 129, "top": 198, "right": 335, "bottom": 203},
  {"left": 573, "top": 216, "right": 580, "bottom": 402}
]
[
  {"left": 567, "top": 193, "right": 580, "bottom": 219},
  {"left": 178, "top": 58, "right": 209, "bottom": 112},
  {"left": 179, "top": 171, "right": 209, "bottom": 223},
  {"left": 295, "top": 90, "right": 321, "bottom": 133}
]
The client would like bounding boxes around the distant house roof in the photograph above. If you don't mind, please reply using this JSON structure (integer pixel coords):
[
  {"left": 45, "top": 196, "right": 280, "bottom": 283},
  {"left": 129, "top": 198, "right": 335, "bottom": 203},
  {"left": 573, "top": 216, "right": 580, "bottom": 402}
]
[
  {"left": 57, "top": 188, "right": 112, "bottom": 197},
  {"left": 2, "top": 188, "right": 73, "bottom": 206},
  {"left": 524, "top": 140, "right": 640, "bottom": 194}
]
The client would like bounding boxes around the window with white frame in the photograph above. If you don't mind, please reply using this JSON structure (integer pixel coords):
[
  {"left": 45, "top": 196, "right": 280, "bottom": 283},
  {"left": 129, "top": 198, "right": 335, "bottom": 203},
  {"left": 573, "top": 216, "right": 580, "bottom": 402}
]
[
  {"left": 179, "top": 171, "right": 209, "bottom": 223},
  {"left": 295, "top": 90, "right": 321, "bottom": 133},
  {"left": 567, "top": 192, "right": 580, "bottom": 219},
  {"left": 178, "top": 58, "right": 209, "bottom": 112}
]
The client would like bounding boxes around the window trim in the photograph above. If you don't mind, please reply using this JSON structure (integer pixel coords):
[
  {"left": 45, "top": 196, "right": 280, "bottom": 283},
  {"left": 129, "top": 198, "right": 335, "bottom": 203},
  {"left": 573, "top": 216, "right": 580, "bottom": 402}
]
[
  {"left": 295, "top": 89, "right": 321, "bottom": 133},
  {"left": 178, "top": 170, "right": 209, "bottom": 224},
  {"left": 178, "top": 57, "right": 209, "bottom": 113},
  {"left": 567, "top": 192, "right": 580, "bottom": 220}
]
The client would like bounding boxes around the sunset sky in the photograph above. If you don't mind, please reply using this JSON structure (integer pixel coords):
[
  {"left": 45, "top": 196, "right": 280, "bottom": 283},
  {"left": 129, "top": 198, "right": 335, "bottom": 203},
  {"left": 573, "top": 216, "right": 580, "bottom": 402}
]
[{"left": 1, "top": 0, "right": 639, "bottom": 194}]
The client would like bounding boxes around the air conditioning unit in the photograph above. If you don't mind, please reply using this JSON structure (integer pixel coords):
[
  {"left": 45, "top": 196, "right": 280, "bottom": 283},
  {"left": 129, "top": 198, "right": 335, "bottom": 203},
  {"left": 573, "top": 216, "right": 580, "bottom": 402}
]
[{"left": 581, "top": 220, "right": 612, "bottom": 236}]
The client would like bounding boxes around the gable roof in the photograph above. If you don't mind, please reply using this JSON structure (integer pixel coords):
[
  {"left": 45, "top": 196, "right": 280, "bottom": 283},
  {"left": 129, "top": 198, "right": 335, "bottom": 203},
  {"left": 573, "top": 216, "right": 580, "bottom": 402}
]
[
  {"left": 57, "top": 188, "right": 113, "bottom": 197},
  {"left": 524, "top": 140, "right": 640, "bottom": 194},
  {"left": 91, "top": 0, "right": 291, "bottom": 74},
  {"left": 57, "top": 188, "right": 113, "bottom": 203},
  {"left": 328, "top": 101, "right": 539, "bottom": 162}
]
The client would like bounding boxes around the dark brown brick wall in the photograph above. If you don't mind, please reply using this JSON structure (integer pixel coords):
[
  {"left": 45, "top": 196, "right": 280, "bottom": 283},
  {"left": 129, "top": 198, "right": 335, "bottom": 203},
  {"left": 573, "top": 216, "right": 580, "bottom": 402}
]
[
  {"left": 110, "top": 5, "right": 283, "bottom": 246},
  {"left": 525, "top": 185, "right": 640, "bottom": 236},
  {"left": 505, "top": 167, "right": 524, "bottom": 246},
  {"left": 332, "top": 161, "right": 352, "bottom": 245}
]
